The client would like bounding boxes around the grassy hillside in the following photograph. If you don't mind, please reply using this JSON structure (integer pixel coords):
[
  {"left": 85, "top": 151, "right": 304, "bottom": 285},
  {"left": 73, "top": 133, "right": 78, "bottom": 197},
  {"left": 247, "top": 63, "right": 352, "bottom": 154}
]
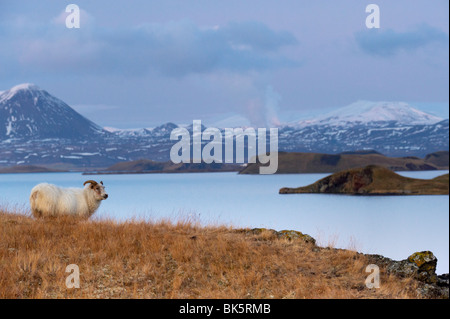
[
  {"left": 240, "top": 151, "right": 449, "bottom": 174},
  {"left": 0, "top": 209, "right": 427, "bottom": 299},
  {"left": 424, "top": 151, "right": 450, "bottom": 168},
  {"left": 280, "top": 165, "right": 449, "bottom": 195}
]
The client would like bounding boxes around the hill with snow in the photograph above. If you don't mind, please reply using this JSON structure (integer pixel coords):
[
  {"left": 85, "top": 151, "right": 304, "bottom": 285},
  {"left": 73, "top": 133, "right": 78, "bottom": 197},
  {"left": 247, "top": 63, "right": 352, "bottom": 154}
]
[{"left": 297, "top": 101, "right": 443, "bottom": 127}]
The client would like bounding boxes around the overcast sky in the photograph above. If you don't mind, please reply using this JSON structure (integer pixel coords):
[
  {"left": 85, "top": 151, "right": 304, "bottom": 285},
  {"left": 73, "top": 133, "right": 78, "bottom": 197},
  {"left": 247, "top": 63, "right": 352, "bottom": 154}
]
[{"left": 0, "top": 0, "right": 448, "bottom": 128}]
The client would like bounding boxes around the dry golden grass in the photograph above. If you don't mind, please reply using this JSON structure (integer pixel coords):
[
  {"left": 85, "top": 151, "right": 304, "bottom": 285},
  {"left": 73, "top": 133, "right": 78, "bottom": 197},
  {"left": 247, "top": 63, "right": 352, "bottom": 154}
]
[{"left": 0, "top": 208, "right": 421, "bottom": 299}]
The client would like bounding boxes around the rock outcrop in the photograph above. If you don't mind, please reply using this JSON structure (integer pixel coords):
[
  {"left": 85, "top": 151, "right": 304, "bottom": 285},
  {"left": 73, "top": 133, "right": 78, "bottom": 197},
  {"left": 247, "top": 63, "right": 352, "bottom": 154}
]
[
  {"left": 243, "top": 228, "right": 449, "bottom": 298},
  {"left": 367, "top": 251, "right": 449, "bottom": 298},
  {"left": 245, "top": 228, "right": 316, "bottom": 245}
]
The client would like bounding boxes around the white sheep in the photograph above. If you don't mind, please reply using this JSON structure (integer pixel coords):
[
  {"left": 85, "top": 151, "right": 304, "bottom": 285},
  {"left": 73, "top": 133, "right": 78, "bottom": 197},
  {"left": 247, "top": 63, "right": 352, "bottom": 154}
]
[{"left": 29, "top": 180, "right": 108, "bottom": 218}]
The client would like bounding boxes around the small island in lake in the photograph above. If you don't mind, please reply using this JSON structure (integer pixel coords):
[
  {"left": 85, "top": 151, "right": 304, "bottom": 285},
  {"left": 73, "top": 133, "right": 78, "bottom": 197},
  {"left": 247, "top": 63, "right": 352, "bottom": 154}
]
[{"left": 279, "top": 165, "right": 449, "bottom": 195}]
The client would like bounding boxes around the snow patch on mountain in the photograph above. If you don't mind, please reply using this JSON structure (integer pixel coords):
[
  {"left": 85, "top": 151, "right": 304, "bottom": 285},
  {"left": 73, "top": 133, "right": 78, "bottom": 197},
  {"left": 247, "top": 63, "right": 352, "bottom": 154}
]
[
  {"left": 0, "top": 83, "right": 42, "bottom": 103},
  {"left": 10, "top": 83, "right": 40, "bottom": 92}
]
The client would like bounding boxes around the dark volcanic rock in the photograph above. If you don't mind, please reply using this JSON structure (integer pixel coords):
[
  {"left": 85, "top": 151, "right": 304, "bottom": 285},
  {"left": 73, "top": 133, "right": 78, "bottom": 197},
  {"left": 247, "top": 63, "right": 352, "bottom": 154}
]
[{"left": 367, "top": 251, "right": 449, "bottom": 298}]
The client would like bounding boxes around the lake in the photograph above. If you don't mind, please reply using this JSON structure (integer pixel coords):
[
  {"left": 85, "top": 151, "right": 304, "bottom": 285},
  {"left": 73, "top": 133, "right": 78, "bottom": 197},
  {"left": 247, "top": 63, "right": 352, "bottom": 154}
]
[{"left": 0, "top": 170, "right": 448, "bottom": 274}]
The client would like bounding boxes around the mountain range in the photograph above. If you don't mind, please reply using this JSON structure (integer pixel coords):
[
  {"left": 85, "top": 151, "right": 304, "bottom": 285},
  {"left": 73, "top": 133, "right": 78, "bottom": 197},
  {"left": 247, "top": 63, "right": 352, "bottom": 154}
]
[{"left": 0, "top": 83, "right": 448, "bottom": 169}]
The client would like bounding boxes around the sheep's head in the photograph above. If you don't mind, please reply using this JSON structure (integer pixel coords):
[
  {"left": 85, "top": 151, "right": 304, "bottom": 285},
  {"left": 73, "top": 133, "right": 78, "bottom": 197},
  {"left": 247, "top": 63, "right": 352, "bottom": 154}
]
[{"left": 83, "top": 180, "right": 108, "bottom": 200}]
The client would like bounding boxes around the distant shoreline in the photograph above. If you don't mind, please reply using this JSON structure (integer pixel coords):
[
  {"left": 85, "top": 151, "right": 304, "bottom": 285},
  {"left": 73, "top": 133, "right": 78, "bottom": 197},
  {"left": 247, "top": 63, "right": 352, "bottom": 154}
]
[
  {"left": 82, "top": 169, "right": 241, "bottom": 175},
  {"left": 1, "top": 150, "right": 448, "bottom": 175},
  {"left": 0, "top": 165, "right": 67, "bottom": 174}
]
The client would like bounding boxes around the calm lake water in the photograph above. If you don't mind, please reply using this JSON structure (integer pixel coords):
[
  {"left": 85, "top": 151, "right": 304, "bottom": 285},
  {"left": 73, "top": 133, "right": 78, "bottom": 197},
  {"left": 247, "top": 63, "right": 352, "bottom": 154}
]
[{"left": 0, "top": 170, "right": 448, "bottom": 274}]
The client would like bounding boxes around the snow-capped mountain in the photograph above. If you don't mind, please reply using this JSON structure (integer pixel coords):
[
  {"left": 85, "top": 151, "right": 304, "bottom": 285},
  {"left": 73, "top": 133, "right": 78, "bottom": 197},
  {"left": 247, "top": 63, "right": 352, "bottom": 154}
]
[
  {"left": 0, "top": 83, "right": 108, "bottom": 139},
  {"left": 104, "top": 123, "right": 179, "bottom": 138},
  {"left": 104, "top": 126, "right": 154, "bottom": 137},
  {"left": 279, "top": 118, "right": 449, "bottom": 155},
  {"left": 297, "top": 101, "right": 443, "bottom": 127}
]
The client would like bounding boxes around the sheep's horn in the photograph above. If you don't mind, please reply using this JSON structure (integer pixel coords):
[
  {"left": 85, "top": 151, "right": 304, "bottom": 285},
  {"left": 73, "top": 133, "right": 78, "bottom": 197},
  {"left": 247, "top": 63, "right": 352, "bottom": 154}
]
[{"left": 83, "top": 180, "right": 98, "bottom": 186}]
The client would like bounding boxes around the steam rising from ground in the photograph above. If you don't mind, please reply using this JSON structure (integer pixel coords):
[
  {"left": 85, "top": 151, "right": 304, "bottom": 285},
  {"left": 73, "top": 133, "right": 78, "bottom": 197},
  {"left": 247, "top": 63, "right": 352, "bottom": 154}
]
[{"left": 245, "top": 85, "right": 282, "bottom": 127}]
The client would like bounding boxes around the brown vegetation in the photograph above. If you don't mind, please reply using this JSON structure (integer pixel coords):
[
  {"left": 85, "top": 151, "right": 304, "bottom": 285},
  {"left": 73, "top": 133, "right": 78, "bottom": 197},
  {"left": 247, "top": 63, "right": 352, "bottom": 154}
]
[
  {"left": 240, "top": 151, "right": 449, "bottom": 174},
  {"left": 280, "top": 165, "right": 449, "bottom": 195},
  {"left": 0, "top": 208, "right": 422, "bottom": 299}
]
